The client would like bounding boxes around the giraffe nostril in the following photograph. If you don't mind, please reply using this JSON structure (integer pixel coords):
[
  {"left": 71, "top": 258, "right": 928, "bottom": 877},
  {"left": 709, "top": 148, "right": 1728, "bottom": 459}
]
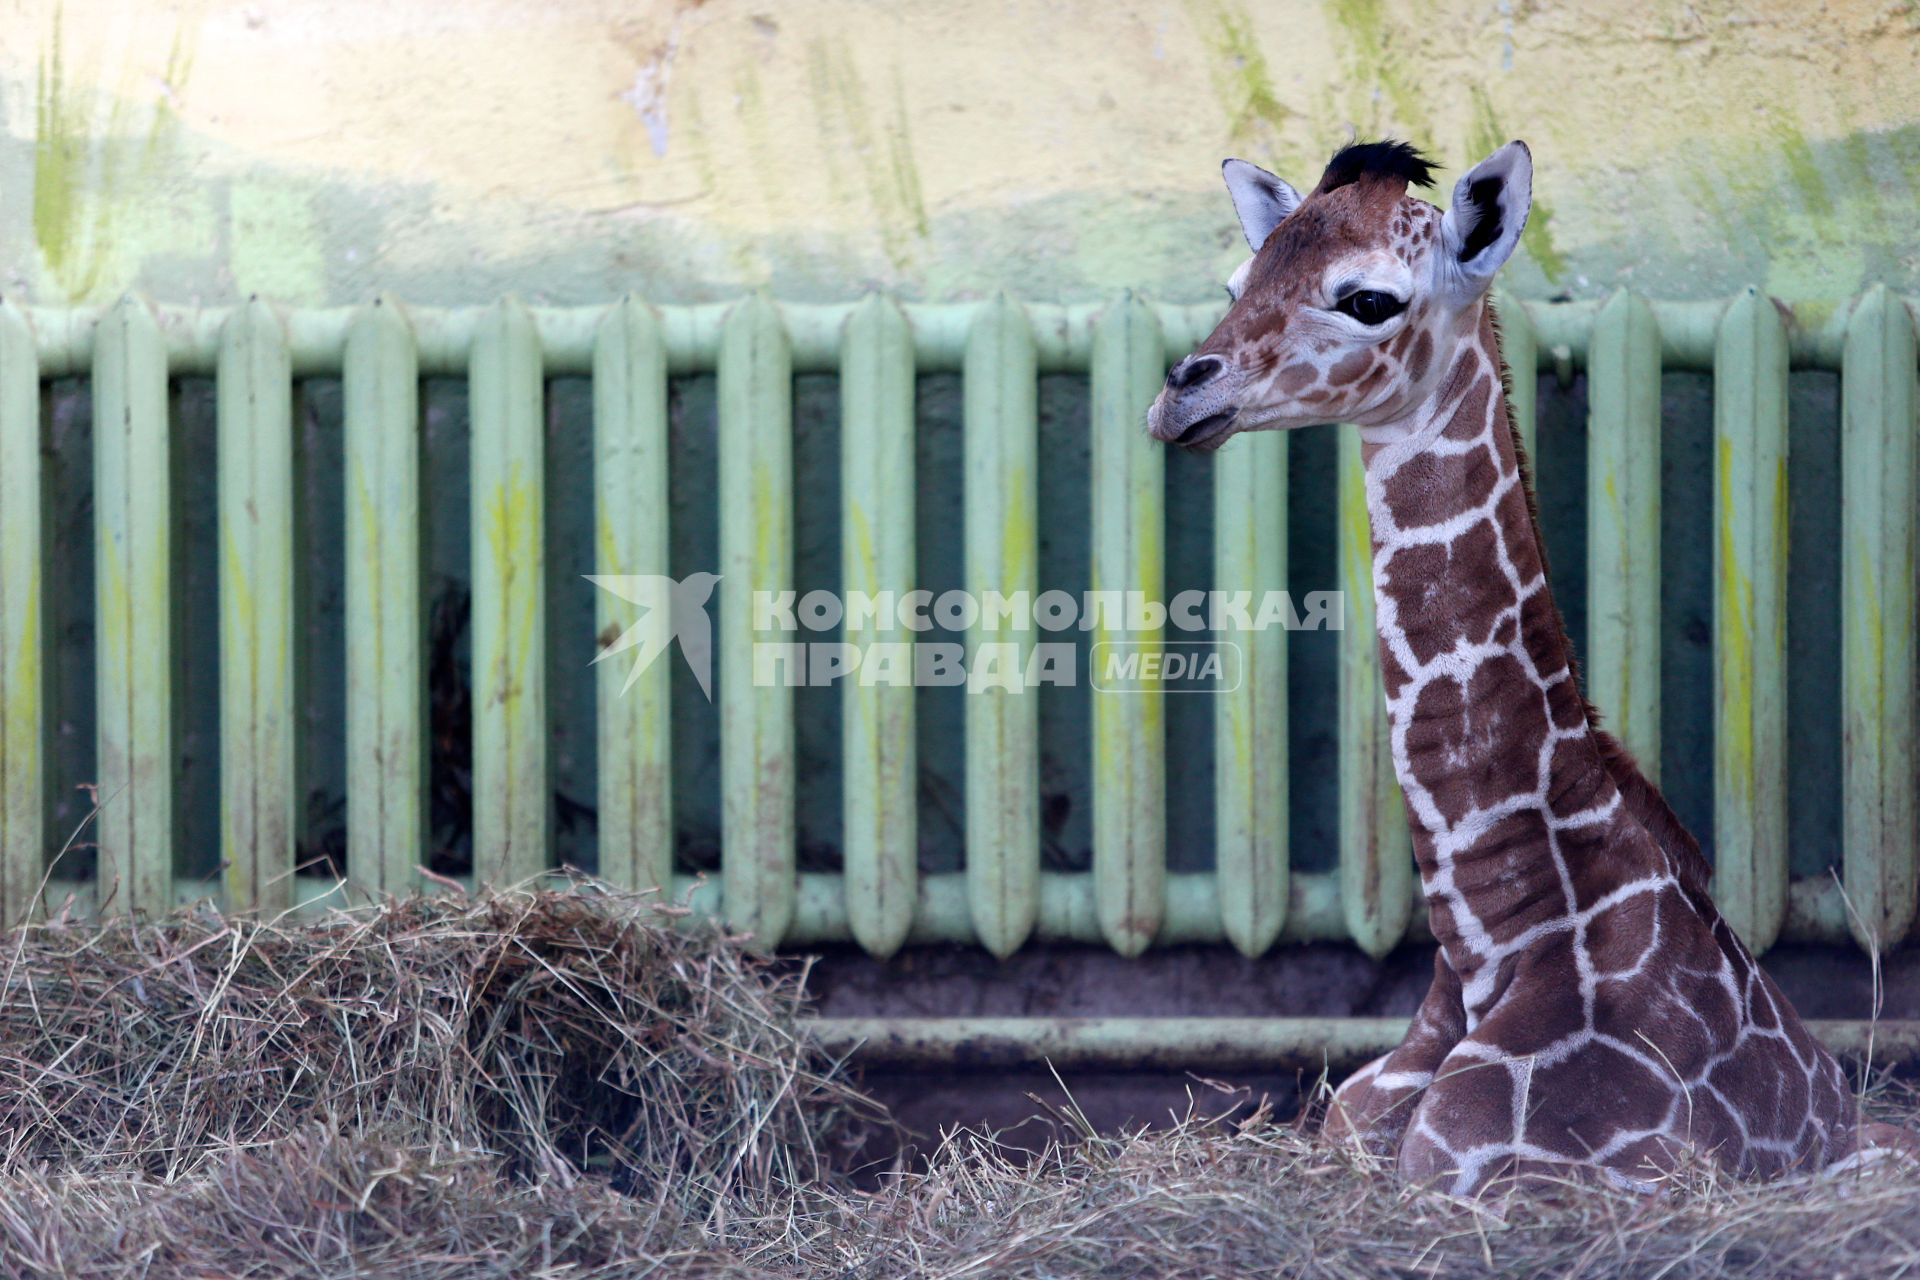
[{"left": 1167, "top": 355, "right": 1224, "bottom": 391}]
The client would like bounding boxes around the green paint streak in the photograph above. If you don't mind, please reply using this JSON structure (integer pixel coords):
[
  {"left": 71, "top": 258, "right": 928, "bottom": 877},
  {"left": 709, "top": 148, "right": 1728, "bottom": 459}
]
[
  {"left": 1681, "top": 144, "right": 1739, "bottom": 240},
  {"left": 1187, "top": 0, "right": 1295, "bottom": 159},
  {"left": 1337, "top": 455, "right": 1373, "bottom": 609},
  {"left": 805, "top": 38, "right": 928, "bottom": 269},
  {"left": 1001, "top": 472, "right": 1035, "bottom": 586},
  {"left": 1467, "top": 86, "right": 1566, "bottom": 283},
  {"left": 1322, "top": 0, "right": 1431, "bottom": 147},
  {"left": 1516, "top": 198, "right": 1565, "bottom": 286},
  {"left": 33, "top": 7, "right": 118, "bottom": 298},
  {"left": 12, "top": 86, "right": 1920, "bottom": 308},
  {"left": 482, "top": 465, "right": 540, "bottom": 695},
  {"left": 887, "top": 67, "right": 930, "bottom": 239},
  {"left": 1717, "top": 435, "right": 1754, "bottom": 802},
  {"left": 150, "top": 25, "right": 194, "bottom": 161},
  {"left": 679, "top": 94, "right": 722, "bottom": 225},
  {"left": 1836, "top": 112, "right": 1876, "bottom": 192},
  {"left": 846, "top": 501, "right": 877, "bottom": 597},
  {"left": 0, "top": 566, "right": 41, "bottom": 807},
  {"left": 31, "top": 7, "right": 194, "bottom": 300},
  {"left": 1772, "top": 117, "right": 1835, "bottom": 217}
]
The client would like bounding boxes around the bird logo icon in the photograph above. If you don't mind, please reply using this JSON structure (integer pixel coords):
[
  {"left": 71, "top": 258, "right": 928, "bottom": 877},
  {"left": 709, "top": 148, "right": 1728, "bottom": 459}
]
[{"left": 585, "top": 572, "right": 721, "bottom": 701}]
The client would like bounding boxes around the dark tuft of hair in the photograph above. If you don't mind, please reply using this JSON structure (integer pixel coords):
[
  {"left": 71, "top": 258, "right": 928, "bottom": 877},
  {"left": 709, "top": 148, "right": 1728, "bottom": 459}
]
[{"left": 1315, "top": 139, "right": 1436, "bottom": 194}]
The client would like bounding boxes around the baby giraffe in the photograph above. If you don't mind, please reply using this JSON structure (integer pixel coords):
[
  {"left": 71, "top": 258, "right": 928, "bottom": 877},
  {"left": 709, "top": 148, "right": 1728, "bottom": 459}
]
[{"left": 1149, "top": 138, "right": 1895, "bottom": 1193}]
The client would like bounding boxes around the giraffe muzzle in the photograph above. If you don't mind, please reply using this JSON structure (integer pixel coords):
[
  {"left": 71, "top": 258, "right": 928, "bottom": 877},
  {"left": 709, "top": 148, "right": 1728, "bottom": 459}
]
[
  {"left": 1146, "top": 362, "right": 1243, "bottom": 449},
  {"left": 1146, "top": 399, "right": 1240, "bottom": 449},
  {"left": 1167, "top": 409, "right": 1238, "bottom": 450}
]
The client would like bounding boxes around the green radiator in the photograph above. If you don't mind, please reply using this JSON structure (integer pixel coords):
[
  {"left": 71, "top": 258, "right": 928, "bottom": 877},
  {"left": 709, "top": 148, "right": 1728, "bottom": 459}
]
[{"left": 0, "top": 291, "right": 1914, "bottom": 1066}]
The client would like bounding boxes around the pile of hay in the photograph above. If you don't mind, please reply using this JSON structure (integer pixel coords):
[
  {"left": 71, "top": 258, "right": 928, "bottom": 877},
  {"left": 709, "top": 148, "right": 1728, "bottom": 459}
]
[
  {"left": 2, "top": 888, "right": 1917, "bottom": 1279},
  {"left": 0, "top": 885, "right": 868, "bottom": 1275}
]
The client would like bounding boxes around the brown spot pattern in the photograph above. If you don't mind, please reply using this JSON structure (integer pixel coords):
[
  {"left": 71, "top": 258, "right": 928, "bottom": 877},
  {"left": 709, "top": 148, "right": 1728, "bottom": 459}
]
[
  {"left": 1329, "top": 303, "right": 1862, "bottom": 1193},
  {"left": 1407, "top": 329, "right": 1434, "bottom": 384},
  {"left": 1328, "top": 348, "right": 1373, "bottom": 386},
  {"left": 1382, "top": 442, "right": 1500, "bottom": 517}
]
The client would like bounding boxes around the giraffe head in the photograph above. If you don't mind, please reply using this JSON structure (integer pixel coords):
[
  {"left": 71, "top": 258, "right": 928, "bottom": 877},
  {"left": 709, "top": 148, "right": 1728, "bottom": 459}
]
[{"left": 1147, "top": 139, "right": 1532, "bottom": 451}]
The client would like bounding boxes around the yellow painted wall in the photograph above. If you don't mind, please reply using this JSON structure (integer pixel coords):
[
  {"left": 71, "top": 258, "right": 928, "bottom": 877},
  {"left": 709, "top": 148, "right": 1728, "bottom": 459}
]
[{"left": 3, "top": 0, "right": 1917, "bottom": 305}]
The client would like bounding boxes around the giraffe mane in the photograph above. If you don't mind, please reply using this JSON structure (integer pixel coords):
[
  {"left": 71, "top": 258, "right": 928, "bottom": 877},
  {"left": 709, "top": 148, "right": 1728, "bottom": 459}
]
[
  {"left": 1486, "top": 300, "right": 1715, "bottom": 900},
  {"left": 1314, "top": 139, "right": 1437, "bottom": 196}
]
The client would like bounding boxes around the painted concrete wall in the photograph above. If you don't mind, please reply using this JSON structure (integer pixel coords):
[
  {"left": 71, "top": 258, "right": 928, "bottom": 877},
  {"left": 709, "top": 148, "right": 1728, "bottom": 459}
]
[
  {"left": 1, "top": 2, "right": 1908, "bottom": 890},
  {"left": 3, "top": 0, "right": 1917, "bottom": 307}
]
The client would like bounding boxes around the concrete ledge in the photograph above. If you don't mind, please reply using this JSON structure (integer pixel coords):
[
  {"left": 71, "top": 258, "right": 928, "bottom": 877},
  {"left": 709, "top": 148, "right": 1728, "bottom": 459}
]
[{"left": 809, "top": 1016, "right": 1920, "bottom": 1072}]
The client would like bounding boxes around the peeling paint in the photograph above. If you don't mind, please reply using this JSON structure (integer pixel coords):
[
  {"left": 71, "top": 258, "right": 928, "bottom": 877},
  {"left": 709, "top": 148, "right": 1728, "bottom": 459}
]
[{"left": 620, "top": 35, "right": 680, "bottom": 158}]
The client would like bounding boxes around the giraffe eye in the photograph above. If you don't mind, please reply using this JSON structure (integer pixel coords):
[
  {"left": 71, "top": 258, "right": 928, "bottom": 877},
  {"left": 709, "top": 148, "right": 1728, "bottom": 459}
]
[{"left": 1335, "top": 290, "right": 1407, "bottom": 325}]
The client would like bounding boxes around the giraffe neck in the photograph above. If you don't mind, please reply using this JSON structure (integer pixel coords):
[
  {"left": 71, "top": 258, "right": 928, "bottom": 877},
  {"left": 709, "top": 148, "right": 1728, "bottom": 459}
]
[{"left": 1360, "top": 302, "right": 1619, "bottom": 992}]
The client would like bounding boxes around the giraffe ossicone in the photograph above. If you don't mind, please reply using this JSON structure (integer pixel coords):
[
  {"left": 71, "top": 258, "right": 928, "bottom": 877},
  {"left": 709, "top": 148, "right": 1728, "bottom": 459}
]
[{"left": 1150, "top": 138, "right": 1908, "bottom": 1194}]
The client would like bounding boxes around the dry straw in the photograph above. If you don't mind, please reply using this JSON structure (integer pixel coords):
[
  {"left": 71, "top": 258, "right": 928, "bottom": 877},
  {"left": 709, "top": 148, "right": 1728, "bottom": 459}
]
[
  {"left": 1, "top": 885, "right": 1916, "bottom": 1278},
  {"left": 0, "top": 885, "right": 869, "bottom": 1221}
]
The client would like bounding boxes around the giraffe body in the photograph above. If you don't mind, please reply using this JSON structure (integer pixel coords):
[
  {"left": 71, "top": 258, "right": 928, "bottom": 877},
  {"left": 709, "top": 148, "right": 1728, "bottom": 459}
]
[
  {"left": 1148, "top": 140, "right": 1870, "bottom": 1194},
  {"left": 1329, "top": 304, "right": 1851, "bottom": 1191}
]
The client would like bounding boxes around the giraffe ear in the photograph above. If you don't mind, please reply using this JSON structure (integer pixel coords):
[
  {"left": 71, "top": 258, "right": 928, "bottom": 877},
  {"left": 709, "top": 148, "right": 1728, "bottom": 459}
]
[
  {"left": 1221, "top": 159, "right": 1303, "bottom": 253},
  {"left": 1440, "top": 140, "right": 1532, "bottom": 299}
]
